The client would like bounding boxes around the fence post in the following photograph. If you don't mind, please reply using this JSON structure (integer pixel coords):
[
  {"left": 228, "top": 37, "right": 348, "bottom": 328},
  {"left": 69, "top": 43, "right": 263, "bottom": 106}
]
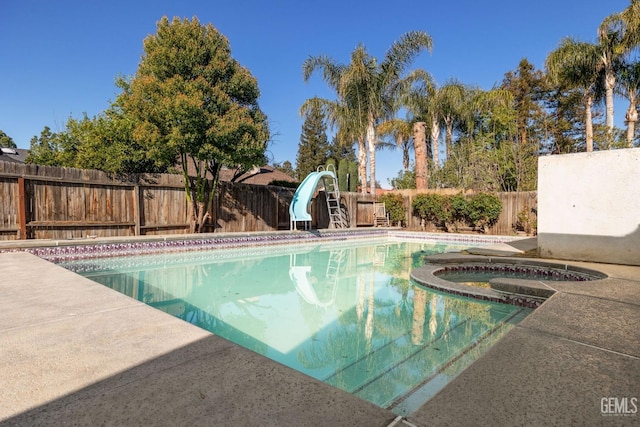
[
  {"left": 133, "top": 184, "right": 141, "bottom": 236},
  {"left": 17, "top": 177, "right": 27, "bottom": 239}
]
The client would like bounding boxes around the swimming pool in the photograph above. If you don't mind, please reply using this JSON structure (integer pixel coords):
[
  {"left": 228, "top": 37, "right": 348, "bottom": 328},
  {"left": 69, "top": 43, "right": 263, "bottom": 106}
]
[{"left": 59, "top": 236, "right": 531, "bottom": 415}]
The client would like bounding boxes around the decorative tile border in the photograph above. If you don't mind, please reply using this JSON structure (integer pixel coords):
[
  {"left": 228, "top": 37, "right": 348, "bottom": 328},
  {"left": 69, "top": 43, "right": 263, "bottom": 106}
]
[
  {"left": 0, "top": 229, "right": 515, "bottom": 263},
  {"left": 435, "top": 263, "right": 602, "bottom": 282}
]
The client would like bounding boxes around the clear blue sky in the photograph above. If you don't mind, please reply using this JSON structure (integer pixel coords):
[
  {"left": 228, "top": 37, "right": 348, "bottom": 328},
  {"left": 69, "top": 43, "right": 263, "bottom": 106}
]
[{"left": 0, "top": 0, "right": 629, "bottom": 187}]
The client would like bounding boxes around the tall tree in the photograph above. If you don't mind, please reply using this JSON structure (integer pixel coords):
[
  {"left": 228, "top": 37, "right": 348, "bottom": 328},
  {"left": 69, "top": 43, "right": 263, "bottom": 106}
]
[
  {"left": 617, "top": 60, "right": 640, "bottom": 146},
  {"left": 0, "top": 130, "right": 17, "bottom": 148},
  {"left": 438, "top": 79, "right": 467, "bottom": 159},
  {"left": 501, "top": 59, "right": 547, "bottom": 149},
  {"left": 117, "top": 17, "right": 269, "bottom": 233},
  {"left": 376, "top": 118, "right": 413, "bottom": 171},
  {"left": 397, "top": 68, "right": 436, "bottom": 187},
  {"left": 598, "top": 14, "right": 626, "bottom": 136},
  {"left": 26, "top": 126, "right": 59, "bottom": 165},
  {"left": 543, "top": 86, "right": 586, "bottom": 154},
  {"left": 296, "top": 99, "right": 330, "bottom": 179},
  {"left": 617, "top": 0, "right": 640, "bottom": 48},
  {"left": 303, "top": 31, "right": 433, "bottom": 194},
  {"left": 546, "top": 37, "right": 604, "bottom": 151},
  {"left": 413, "top": 121, "right": 428, "bottom": 189},
  {"left": 26, "top": 126, "right": 76, "bottom": 166}
]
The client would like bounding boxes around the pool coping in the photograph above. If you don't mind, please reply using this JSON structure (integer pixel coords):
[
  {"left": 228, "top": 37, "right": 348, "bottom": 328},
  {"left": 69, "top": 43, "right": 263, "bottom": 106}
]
[
  {"left": 410, "top": 253, "right": 609, "bottom": 309},
  {"left": 1, "top": 231, "right": 639, "bottom": 426}
]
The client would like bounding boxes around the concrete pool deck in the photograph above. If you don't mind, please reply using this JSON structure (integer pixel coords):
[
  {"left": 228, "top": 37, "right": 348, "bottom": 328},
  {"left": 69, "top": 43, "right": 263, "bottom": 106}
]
[{"left": 1, "top": 238, "right": 639, "bottom": 426}]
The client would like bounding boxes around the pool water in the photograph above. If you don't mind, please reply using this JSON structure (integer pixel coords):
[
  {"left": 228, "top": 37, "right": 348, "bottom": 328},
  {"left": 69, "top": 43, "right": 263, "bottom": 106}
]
[{"left": 61, "top": 238, "right": 531, "bottom": 415}]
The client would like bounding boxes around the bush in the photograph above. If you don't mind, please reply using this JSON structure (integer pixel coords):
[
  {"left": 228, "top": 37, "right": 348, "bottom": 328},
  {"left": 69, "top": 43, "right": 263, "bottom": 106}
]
[
  {"left": 379, "top": 193, "right": 405, "bottom": 226},
  {"left": 412, "top": 194, "right": 451, "bottom": 227},
  {"left": 467, "top": 193, "right": 502, "bottom": 232},
  {"left": 412, "top": 192, "right": 503, "bottom": 233},
  {"left": 448, "top": 192, "right": 469, "bottom": 226},
  {"left": 515, "top": 205, "right": 536, "bottom": 235}
]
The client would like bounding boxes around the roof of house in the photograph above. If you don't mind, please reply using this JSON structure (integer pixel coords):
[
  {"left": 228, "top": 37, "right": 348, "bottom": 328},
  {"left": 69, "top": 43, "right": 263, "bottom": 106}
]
[
  {"left": 218, "top": 165, "right": 298, "bottom": 186},
  {"left": 181, "top": 157, "right": 297, "bottom": 186},
  {"left": 0, "top": 148, "right": 29, "bottom": 163}
]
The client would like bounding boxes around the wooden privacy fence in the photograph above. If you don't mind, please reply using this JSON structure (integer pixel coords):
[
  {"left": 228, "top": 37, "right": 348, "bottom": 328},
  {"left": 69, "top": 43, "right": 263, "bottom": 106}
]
[{"left": 0, "top": 161, "right": 537, "bottom": 240}]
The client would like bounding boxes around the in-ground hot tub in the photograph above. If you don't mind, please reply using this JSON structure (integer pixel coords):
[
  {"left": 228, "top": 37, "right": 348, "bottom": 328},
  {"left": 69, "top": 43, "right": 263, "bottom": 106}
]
[{"left": 411, "top": 255, "right": 607, "bottom": 308}]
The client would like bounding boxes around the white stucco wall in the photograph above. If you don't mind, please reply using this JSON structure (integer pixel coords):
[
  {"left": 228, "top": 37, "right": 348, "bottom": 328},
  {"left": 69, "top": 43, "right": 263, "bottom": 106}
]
[{"left": 538, "top": 148, "right": 640, "bottom": 266}]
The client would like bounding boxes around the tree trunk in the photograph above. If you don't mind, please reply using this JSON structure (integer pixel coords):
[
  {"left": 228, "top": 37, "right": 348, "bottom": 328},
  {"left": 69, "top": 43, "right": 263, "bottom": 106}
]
[
  {"left": 605, "top": 68, "right": 615, "bottom": 133},
  {"left": 357, "top": 138, "right": 367, "bottom": 194},
  {"left": 188, "top": 197, "right": 197, "bottom": 233},
  {"left": 444, "top": 116, "right": 453, "bottom": 159},
  {"left": 430, "top": 116, "right": 440, "bottom": 165},
  {"left": 626, "top": 101, "right": 637, "bottom": 148},
  {"left": 398, "top": 135, "right": 409, "bottom": 171},
  {"left": 367, "top": 117, "right": 376, "bottom": 195},
  {"left": 414, "top": 121, "right": 428, "bottom": 190},
  {"left": 585, "top": 95, "right": 594, "bottom": 152}
]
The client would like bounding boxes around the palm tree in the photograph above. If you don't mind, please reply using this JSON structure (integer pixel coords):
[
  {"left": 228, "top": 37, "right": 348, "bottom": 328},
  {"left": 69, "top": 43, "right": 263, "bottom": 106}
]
[
  {"left": 413, "top": 121, "right": 428, "bottom": 189},
  {"left": 303, "top": 31, "right": 433, "bottom": 195},
  {"left": 617, "top": 0, "right": 640, "bottom": 54},
  {"left": 546, "top": 38, "right": 604, "bottom": 151},
  {"left": 438, "top": 80, "right": 468, "bottom": 160},
  {"left": 300, "top": 90, "right": 368, "bottom": 190},
  {"left": 398, "top": 68, "right": 436, "bottom": 188},
  {"left": 616, "top": 60, "right": 640, "bottom": 146},
  {"left": 377, "top": 118, "right": 413, "bottom": 171},
  {"left": 598, "top": 14, "right": 626, "bottom": 135}
]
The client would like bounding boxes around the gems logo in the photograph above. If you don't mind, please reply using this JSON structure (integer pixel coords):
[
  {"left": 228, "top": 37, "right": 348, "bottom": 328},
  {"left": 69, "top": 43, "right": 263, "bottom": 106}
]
[{"left": 601, "top": 397, "right": 638, "bottom": 416}]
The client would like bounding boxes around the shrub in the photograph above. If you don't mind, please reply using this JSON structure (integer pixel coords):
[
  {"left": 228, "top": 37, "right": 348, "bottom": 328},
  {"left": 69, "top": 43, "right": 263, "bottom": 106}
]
[
  {"left": 379, "top": 193, "right": 405, "bottom": 226},
  {"left": 449, "top": 192, "right": 469, "bottom": 226},
  {"left": 515, "top": 205, "right": 536, "bottom": 235},
  {"left": 412, "top": 192, "right": 503, "bottom": 233},
  {"left": 412, "top": 194, "right": 451, "bottom": 228},
  {"left": 467, "top": 192, "right": 502, "bottom": 232}
]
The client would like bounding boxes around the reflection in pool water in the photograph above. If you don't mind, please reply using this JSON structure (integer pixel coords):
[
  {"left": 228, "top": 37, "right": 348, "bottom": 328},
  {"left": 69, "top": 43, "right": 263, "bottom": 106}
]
[{"left": 61, "top": 239, "right": 531, "bottom": 415}]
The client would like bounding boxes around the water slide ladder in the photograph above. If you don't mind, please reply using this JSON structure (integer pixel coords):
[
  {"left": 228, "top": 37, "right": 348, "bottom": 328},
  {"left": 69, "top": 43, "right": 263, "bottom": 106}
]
[{"left": 320, "top": 166, "right": 349, "bottom": 229}]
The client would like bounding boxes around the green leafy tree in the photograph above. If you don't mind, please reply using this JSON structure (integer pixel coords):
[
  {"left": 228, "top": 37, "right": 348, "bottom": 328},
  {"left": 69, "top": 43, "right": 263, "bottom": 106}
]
[
  {"left": 389, "top": 169, "right": 415, "bottom": 189},
  {"left": 67, "top": 109, "right": 161, "bottom": 177},
  {"left": 117, "top": 16, "right": 269, "bottom": 233},
  {"left": 347, "top": 161, "right": 358, "bottom": 192},
  {"left": 327, "top": 135, "right": 356, "bottom": 165},
  {"left": 0, "top": 130, "right": 17, "bottom": 148},
  {"left": 337, "top": 158, "right": 349, "bottom": 191},
  {"left": 26, "top": 126, "right": 75, "bottom": 166},
  {"left": 296, "top": 98, "right": 330, "bottom": 179},
  {"left": 272, "top": 160, "right": 296, "bottom": 177}
]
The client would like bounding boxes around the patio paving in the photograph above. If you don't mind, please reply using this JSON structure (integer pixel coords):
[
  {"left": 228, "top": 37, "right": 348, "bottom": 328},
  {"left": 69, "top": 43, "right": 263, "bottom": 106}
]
[{"left": 1, "top": 237, "right": 638, "bottom": 426}]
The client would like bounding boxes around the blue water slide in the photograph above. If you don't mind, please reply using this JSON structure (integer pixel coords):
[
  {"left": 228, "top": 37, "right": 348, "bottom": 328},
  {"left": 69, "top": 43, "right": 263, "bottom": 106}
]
[{"left": 289, "top": 170, "right": 335, "bottom": 229}]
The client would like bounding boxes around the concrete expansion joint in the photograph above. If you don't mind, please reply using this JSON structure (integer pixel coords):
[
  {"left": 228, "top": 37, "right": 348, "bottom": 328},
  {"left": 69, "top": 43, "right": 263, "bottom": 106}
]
[
  {"left": 536, "top": 280, "right": 558, "bottom": 293},
  {"left": 558, "top": 337, "right": 640, "bottom": 360},
  {"left": 562, "top": 290, "right": 640, "bottom": 309},
  {"left": 386, "top": 415, "right": 418, "bottom": 427}
]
